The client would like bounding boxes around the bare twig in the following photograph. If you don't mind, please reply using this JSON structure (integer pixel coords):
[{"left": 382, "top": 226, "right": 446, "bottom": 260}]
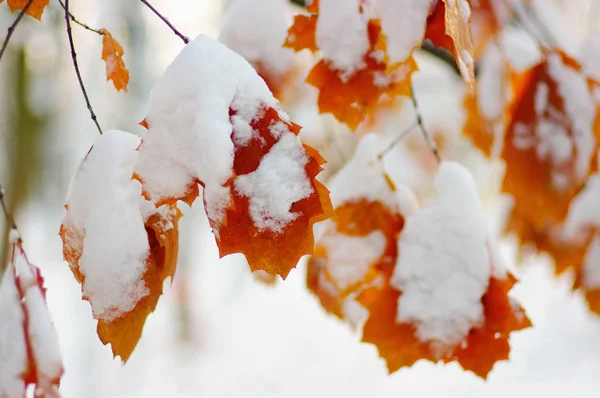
[
  {"left": 58, "top": 0, "right": 103, "bottom": 35},
  {"left": 139, "top": 0, "right": 189, "bottom": 44},
  {"left": 64, "top": 0, "right": 103, "bottom": 135},
  {"left": 0, "top": 0, "right": 34, "bottom": 63},
  {"left": 378, "top": 121, "right": 418, "bottom": 160},
  {"left": 0, "top": 184, "right": 17, "bottom": 231},
  {"left": 410, "top": 85, "right": 441, "bottom": 164}
]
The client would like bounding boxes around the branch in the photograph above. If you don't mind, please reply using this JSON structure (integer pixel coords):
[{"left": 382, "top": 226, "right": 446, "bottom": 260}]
[
  {"left": 0, "top": 0, "right": 34, "bottom": 63},
  {"left": 139, "top": 0, "right": 189, "bottom": 44},
  {"left": 411, "top": 84, "right": 441, "bottom": 164},
  {"left": 64, "top": 0, "right": 103, "bottom": 135},
  {"left": 378, "top": 121, "right": 418, "bottom": 160},
  {"left": 58, "top": 0, "right": 103, "bottom": 35}
]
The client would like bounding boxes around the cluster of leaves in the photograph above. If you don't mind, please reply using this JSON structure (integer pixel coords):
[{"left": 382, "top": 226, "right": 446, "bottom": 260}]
[{"left": 2, "top": 0, "right": 600, "bottom": 393}]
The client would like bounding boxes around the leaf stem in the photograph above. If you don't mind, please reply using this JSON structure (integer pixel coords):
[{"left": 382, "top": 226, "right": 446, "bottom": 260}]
[
  {"left": 58, "top": 0, "right": 104, "bottom": 35},
  {"left": 410, "top": 85, "right": 441, "bottom": 164},
  {"left": 64, "top": 0, "right": 103, "bottom": 135}
]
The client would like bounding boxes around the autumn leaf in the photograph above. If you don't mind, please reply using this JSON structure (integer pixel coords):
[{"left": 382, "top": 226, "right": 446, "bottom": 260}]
[
  {"left": 134, "top": 35, "right": 333, "bottom": 279},
  {"left": 100, "top": 29, "right": 130, "bottom": 92},
  {"left": 0, "top": 245, "right": 63, "bottom": 397},
  {"left": 60, "top": 130, "right": 180, "bottom": 362},
  {"left": 462, "top": 93, "right": 495, "bottom": 157},
  {"left": 308, "top": 21, "right": 416, "bottom": 130},
  {"left": 358, "top": 262, "right": 530, "bottom": 378},
  {"left": 501, "top": 50, "right": 600, "bottom": 232},
  {"left": 425, "top": 0, "right": 476, "bottom": 92},
  {"left": 284, "top": 14, "right": 318, "bottom": 53},
  {"left": 356, "top": 162, "right": 530, "bottom": 379},
  {"left": 2, "top": 0, "right": 49, "bottom": 20},
  {"left": 285, "top": 2, "right": 417, "bottom": 129}
]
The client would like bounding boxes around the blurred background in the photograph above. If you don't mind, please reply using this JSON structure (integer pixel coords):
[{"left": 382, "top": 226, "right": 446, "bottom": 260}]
[{"left": 2, "top": 0, "right": 600, "bottom": 396}]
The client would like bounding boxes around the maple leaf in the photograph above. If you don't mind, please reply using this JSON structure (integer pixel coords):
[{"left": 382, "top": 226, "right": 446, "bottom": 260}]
[
  {"left": 0, "top": 246, "right": 63, "bottom": 397},
  {"left": 284, "top": 14, "right": 318, "bottom": 53},
  {"left": 100, "top": 29, "right": 130, "bottom": 92},
  {"left": 469, "top": 0, "right": 513, "bottom": 57},
  {"left": 358, "top": 262, "right": 530, "bottom": 378},
  {"left": 462, "top": 93, "right": 495, "bottom": 157},
  {"left": 285, "top": 2, "right": 417, "bottom": 129},
  {"left": 501, "top": 50, "right": 600, "bottom": 232},
  {"left": 307, "top": 134, "right": 413, "bottom": 323},
  {"left": 134, "top": 35, "right": 332, "bottom": 279},
  {"left": 425, "top": 0, "right": 476, "bottom": 92},
  {"left": 2, "top": 0, "right": 49, "bottom": 20},
  {"left": 356, "top": 162, "right": 530, "bottom": 379},
  {"left": 60, "top": 130, "right": 180, "bottom": 362}
]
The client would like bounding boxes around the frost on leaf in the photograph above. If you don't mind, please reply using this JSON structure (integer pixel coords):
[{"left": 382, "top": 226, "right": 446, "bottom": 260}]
[
  {"left": 219, "top": 0, "right": 296, "bottom": 99},
  {"left": 0, "top": 244, "right": 63, "bottom": 397},
  {"left": 284, "top": 0, "right": 417, "bottom": 130},
  {"left": 425, "top": 0, "right": 476, "bottom": 92},
  {"left": 469, "top": 0, "right": 512, "bottom": 57},
  {"left": 2, "top": 0, "right": 49, "bottom": 20},
  {"left": 502, "top": 50, "right": 600, "bottom": 233},
  {"left": 134, "top": 35, "right": 332, "bottom": 279},
  {"left": 307, "top": 135, "right": 410, "bottom": 323},
  {"left": 100, "top": 29, "right": 130, "bottom": 92},
  {"left": 358, "top": 162, "right": 530, "bottom": 379},
  {"left": 60, "top": 130, "right": 180, "bottom": 362}
]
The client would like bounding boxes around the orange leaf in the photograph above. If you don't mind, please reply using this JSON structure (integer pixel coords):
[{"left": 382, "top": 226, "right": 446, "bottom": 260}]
[
  {"left": 4, "top": 0, "right": 49, "bottom": 20},
  {"left": 60, "top": 131, "right": 180, "bottom": 362},
  {"left": 425, "top": 0, "right": 476, "bottom": 92},
  {"left": 462, "top": 93, "right": 495, "bottom": 157},
  {"left": 100, "top": 29, "right": 130, "bottom": 92},
  {"left": 284, "top": 14, "right": 318, "bottom": 53},
  {"left": 358, "top": 270, "right": 531, "bottom": 379},
  {"left": 306, "top": 20, "right": 417, "bottom": 130},
  {"left": 216, "top": 107, "right": 333, "bottom": 278},
  {"left": 501, "top": 50, "right": 600, "bottom": 232}
]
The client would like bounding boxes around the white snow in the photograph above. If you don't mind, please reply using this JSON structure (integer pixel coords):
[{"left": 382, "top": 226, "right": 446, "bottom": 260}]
[
  {"left": 564, "top": 170, "right": 600, "bottom": 240},
  {"left": 329, "top": 134, "right": 400, "bottom": 211},
  {"left": 546, "top": 52, "right": 596, "bottom": 181},
  {"left": 0, "top": 264, "right": 27, "bottom": 398},
  {"left": 391, "top": 162, "right": 491, "bottom": 356},
  {"left": 219, "top": 0, "right": 295, "bottom": 79},
  {"left": 374, "top": 0, "right": 434, "bottom": 65},
  {"left": 582, "top": 234, "right": 600, "bottom": 289},
  {"left": 233, "top": 132, "right": 313, "bottom": 233},
  {"left": 579, "top": 34, "right": 600, "bottom": 82},
  {"left": 316, "top": 0, "right": 370, "bottom": 79},
  {"left": 320, "top": 230, "right": 387, "bottom": 291},
  {"left": 135, "top": 35, "right": 278, "bottom": 227},
  {"left": 62, "top": 130, "right": 152, "bottom": 322},
  {"left": 8, "top": 228, "right": 21, "bottom": 244}
]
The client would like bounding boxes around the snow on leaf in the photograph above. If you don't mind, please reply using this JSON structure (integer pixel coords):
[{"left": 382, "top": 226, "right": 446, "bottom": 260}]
[
  {"left": 358, "top": 162, "right": 530, "bottom": 378},
  {"left": 307, "top": 135, "right": 413, "bottom": 325},
  {"left": 220, "top": 0, "right": 296, "bottom": 99},
  {"left": 501, "top": 50, "right": 600, "bottom": 233},
  {"left": 3, "top": 0, "right": 49, "bottom": 20},
  {"left": 285, "top": 1, "right": 417, "bottom": 129},
  {"left": 134, "top": 35, "right": 332, "bottom": 279},
  {"left": 60, "top": 130, "right": 180, "bottom": 362},
  {"left": 100, "top": 29, "right": 130, "bottom": 92},
  {"left": 0, "top": 246, "right": 63, "bottom": 397}
]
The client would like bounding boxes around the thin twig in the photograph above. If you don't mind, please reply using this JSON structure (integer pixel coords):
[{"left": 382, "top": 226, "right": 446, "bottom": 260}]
[
  {"left": 0, "top": 184, "right": 17, "bottom": 230},
  {"left": 139, "top": 0, "right": 189, "bottom": 44},
  {"left": 0, "top": 0, "right": 34, "bottom": 63},
  {"left": 58, "top": 0, "right": 103, "bottom": 35},
  {"left": 64, "top": 0, "right": 103, "bottom": 135},
  {"left": 378, "top": 121, "right": 418, "bottom": 160},
  {"left": 410, "top": 85, "right": 441, "bottom": 164}
]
